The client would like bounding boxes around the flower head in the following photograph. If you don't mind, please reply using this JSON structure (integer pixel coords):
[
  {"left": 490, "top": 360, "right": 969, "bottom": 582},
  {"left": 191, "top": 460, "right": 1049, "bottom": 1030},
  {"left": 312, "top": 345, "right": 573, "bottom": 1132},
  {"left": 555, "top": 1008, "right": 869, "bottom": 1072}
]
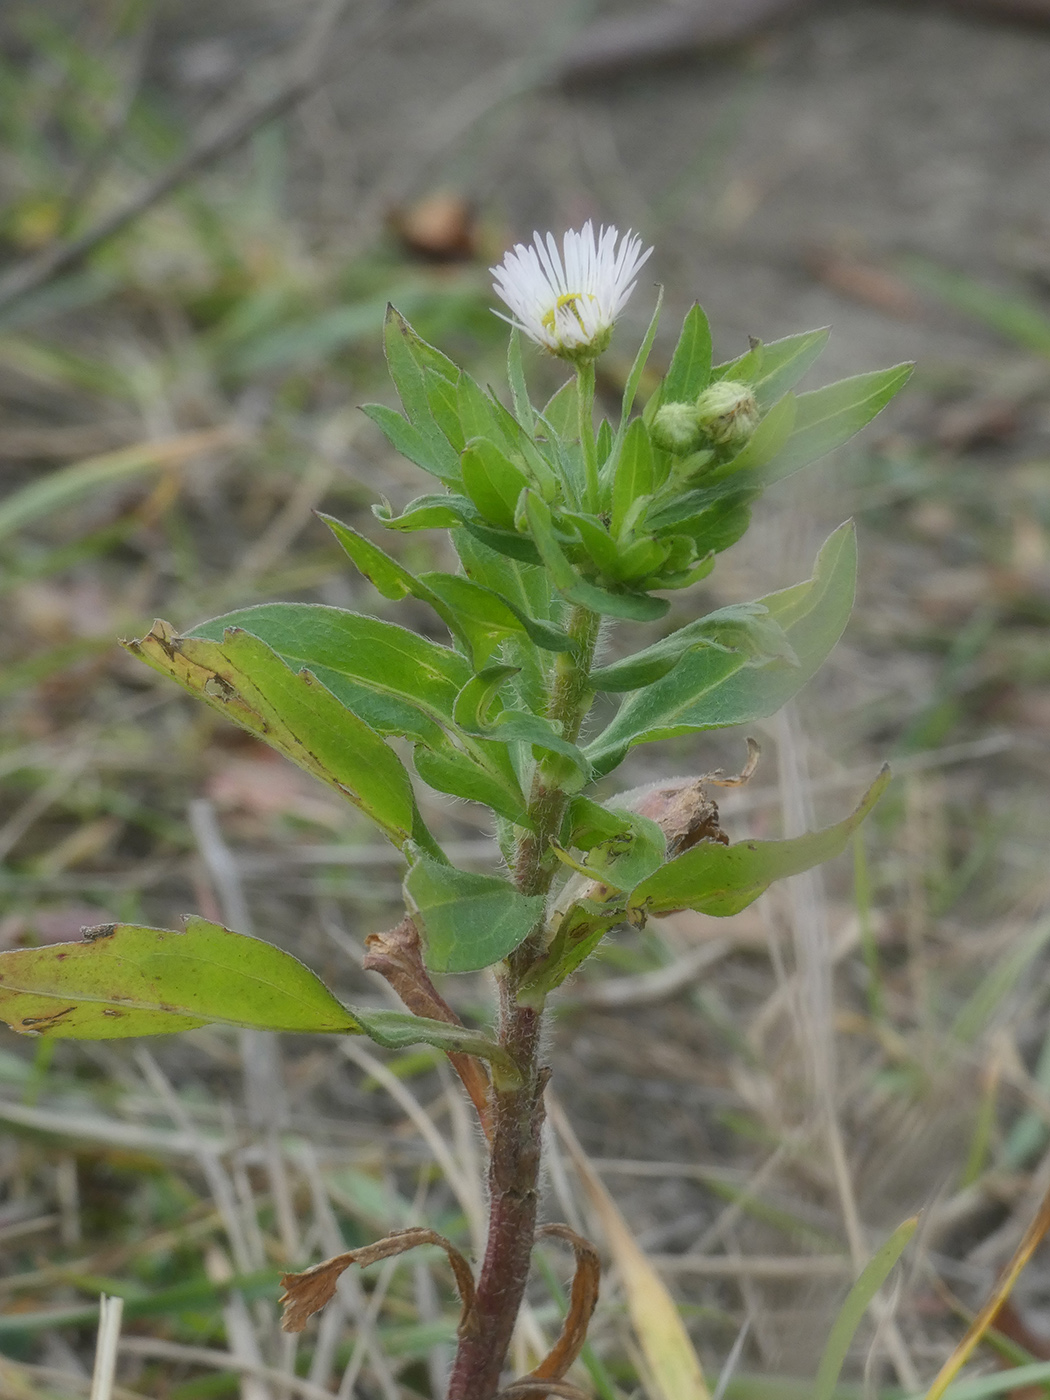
[{"left": 491, "top": 221, "right": 652, "bottom": 362}]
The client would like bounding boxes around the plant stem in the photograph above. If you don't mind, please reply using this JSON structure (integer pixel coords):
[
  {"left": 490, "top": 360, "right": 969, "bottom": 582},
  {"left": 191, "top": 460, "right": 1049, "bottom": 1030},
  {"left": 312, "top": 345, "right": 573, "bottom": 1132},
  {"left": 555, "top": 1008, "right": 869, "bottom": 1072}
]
[
  {"left": 577, "top": 360, "right": 600, "bottom": 513},
  {"left": 446, "top": 605, "right": 600, "bottom": 1400}
]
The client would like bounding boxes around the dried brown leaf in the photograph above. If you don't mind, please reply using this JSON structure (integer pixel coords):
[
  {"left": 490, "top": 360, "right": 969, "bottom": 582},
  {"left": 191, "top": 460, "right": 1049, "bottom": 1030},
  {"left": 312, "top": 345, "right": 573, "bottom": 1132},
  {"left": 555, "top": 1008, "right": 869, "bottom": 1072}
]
[
  {"left": 528, "top": 1224, "right": 601, "bottom": 1383},
  {"left": 280, "top": 1227, "right": 476, "bottom": 1334},
  {"left": 364, "top": 917, "right": 492, "bottom": 1137}
]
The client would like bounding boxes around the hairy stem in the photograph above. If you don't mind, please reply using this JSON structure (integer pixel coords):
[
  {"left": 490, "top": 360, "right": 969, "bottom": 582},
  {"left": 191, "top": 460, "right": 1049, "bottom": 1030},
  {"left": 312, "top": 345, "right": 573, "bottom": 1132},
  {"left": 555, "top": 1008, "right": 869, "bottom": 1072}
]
[{"left": 447, "top": 605, "right": 600, "bottom": 1400}]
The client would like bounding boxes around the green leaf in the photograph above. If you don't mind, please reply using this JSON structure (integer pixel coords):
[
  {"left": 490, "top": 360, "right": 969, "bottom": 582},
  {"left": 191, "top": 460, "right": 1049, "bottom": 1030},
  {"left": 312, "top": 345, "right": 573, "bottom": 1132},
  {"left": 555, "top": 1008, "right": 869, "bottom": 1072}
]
[
  {"left": 187, "top": 603, "right": 470, "bottom": 745},
  {"left": 460, "top": 437, "right": 529, "bottom": 529},
  {"left": 541, "top": 378, "right": 578, "bottom": 439},
  {"left": 629, "top": 768, "right": 890, "bottom": 918},
  {"left": 418, "top": 571, "right": 574, "bottom": 657},
  {"left": 662, "top": 303, "right": 713, "bottom": 404},
  {"left": 360, "top": 403, "right": 459, "bottom": 485},
  {"left": 586, "top": 521, "right": 857, "bottom": 774},
  {"left": 620, "top": 284, "right": 664, "bottom": 423},
  {"left": 591, "top": 601, "right": 797, "bottom": 692},
  {"left": 0, "top": 918, "right": 360, "bottom": 1039},
  {"left": 570, "top": 808, "right": 667, "bottom": 893},
  {"left": 488, "top": 712, "right": 592, "bottom": 791},
  {"left": 523, "top": 492, "right": 578, "bottom": 591},
  {"left": 507, "top": 328, "right": 536, "bottom": 432},
  {"left": 453, "top": 665, "right": 522, "bottom": 729},
  {"left": 457, "top": 374, "right": 511, "bottom": 448},
  {"left": 707, "top": 392, "right": 797, "bottom": 480},
  {"left": 811, "top": 1215, "right": 917, "bottom": 1400},
  {"left": 611, "top": 417, "right": 654, "bottom": 536},
  {"left": 563, "top": 575, "right": 670, "bottom": 622},
  {"left": 413, "top": 742, "right": 529, "bottom": 826},
  {"left": 648, "top": 482, "right": 758, "bottom": 560},
  {"left": 404, "top": 850, "right": 545, "bottom": 973},
  {"left": 765, "top": 363, "right": 914, "bottom": 483},
  {"left": 354, "top": 1009, "right": 520, "bottom": 1081},
  {"left": 376, "top": 493, "right": 474, "bottom": 532},
  {"left": 451, "top": 532, "right": 555, "bottom": 707},
  {"left": 126, "top": 621, "right": 426, "bottom": 849},
  {"left": 377, "top": 307, "right": 461, "bottom": 481},
  {"left": 320, "top": 512, "right": 418, "bottom": 601},
  {"left": 713, "top": 327, "right": 830, "bottom": 407}
]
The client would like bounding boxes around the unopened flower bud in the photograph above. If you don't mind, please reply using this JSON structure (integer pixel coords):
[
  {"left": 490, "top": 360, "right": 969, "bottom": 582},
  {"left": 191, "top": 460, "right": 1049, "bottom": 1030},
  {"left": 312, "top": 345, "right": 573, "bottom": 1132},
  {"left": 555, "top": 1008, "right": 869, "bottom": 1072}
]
[
  {"left": 652, "top": 401, "right": 703, "bottom": 454},
  {"left": 694, "top": 379, "right": 760, "bottom": 449}
]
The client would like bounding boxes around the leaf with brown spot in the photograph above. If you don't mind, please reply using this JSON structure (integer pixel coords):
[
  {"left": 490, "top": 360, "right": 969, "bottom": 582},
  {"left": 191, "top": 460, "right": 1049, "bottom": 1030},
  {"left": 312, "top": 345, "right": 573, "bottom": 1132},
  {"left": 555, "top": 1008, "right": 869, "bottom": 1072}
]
[
  {"left": 0, "top": 918, "right": 360, "bottom": 1039},
  {"left": 280, "top": 1227, "right": 475, "bottom": 1334},
  {"left": 124, "top": 620, "right": 432, "bottom": 852}
]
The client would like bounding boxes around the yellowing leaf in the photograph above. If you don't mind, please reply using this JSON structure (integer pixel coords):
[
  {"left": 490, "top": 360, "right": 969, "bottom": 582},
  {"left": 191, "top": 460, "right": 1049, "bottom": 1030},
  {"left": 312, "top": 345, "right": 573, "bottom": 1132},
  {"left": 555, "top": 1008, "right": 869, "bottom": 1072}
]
[{"left": 0, "top": 919, "right": 360, "bottom": 1039}]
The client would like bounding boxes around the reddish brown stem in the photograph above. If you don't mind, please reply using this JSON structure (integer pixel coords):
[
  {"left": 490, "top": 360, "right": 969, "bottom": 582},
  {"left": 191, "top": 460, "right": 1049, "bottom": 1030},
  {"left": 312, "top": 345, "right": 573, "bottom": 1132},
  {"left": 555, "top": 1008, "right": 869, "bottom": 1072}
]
[{"left": 447, "top": 1000, "right": 545, "bottom": 1400}]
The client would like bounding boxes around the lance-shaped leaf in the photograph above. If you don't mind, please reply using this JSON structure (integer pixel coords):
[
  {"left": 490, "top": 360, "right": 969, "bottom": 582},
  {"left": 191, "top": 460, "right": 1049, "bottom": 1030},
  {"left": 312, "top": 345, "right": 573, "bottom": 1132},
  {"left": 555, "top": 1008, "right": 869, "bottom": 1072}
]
[
  {"left": 320, "top": 514, "right": 570, "bottom": 664},
  {"left": 404, "top": 848, "right": 545, "bottom": 973},
  {"left": 418, "top": 572, "right": 574, "bottom": 656},
  {"left": 0, "top": 918, "right": 361, "bottom": 1039},
  {"left": 361, "top": 403, "right": 459, "bottom": 485},
  {"left": 713, "top": 327, "right": 830, "bottom": 407},
  {"left": 591, "top": 602, "right": 797, "bottom": 693},
  {"left": 705, "top": 392, "right": 797, "bottom": 481},
  {"left": 629, "top": 768, "right": 890, "bottom": 919},
  {"left": 375, "top": 493, "right": 475, "bottom": 533},
  {"left": 413, "top": 742, "right": 530, "bottom": 826},
  {"left": 586, "top": 522, "right": 857, "bottom": 775},
  {"left": 460, "top": 437, "right": 529, "bottom": 530},
  {"left": 764, "top": 363, "right": 914, "bottom": 484},
  {"left": 610, "top": 418, "right": 654, "bottom": 535},
  {"left": 126, "top": 621, "right": 426, "bottom": 850},
  {"left": 662, "top": 302, "right": 713, "bottom": 403},
  {"left": 353, "top": 1008, "right": 519, "bottom": 1081},
  {"left": 367, "top": 306, "right": 461, "bottom": 483},
  {"left": 187, "top": 603, "right": 470, "bottom": 745}
]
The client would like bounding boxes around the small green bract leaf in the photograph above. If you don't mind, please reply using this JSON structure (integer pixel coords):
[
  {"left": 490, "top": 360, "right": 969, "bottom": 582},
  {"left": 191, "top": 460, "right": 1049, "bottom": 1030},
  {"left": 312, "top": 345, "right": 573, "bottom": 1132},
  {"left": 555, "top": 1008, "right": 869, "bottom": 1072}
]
[
  {"left": 628, "top": 768, "right": 890, "bottom": 918},
  {"left": 354, "top": 1009, "right": 520, "bottom": 1082},
  {"left": 0, "top": 919, "right": 360, "bottom": 1039},
  {"left": 404, "top": 850, "right": 545, "bottom": 973}
]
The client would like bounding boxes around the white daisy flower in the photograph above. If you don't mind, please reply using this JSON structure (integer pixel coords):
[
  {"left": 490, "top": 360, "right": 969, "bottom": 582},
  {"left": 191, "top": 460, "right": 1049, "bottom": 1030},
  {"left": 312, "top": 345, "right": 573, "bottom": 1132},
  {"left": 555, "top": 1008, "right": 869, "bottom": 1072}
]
[{"left": 491, "top": 221, "right": 652, "bottom": 361}]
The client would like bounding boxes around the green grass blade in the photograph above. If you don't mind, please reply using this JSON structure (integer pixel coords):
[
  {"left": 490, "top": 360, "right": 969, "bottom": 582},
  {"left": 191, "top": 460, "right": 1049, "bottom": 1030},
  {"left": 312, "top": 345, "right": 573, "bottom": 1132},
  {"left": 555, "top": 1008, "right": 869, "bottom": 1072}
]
[{"left": 812, "top": 1216, "right": 918, "bottom": 1400}]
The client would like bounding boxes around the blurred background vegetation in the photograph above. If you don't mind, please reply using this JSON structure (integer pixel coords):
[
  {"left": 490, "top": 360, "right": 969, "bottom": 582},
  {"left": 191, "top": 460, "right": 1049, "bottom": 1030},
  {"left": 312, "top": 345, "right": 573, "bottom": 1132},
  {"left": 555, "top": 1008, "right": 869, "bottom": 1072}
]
[{"left": 3, "top": 1, "right": 1050, "bottom": 1397}]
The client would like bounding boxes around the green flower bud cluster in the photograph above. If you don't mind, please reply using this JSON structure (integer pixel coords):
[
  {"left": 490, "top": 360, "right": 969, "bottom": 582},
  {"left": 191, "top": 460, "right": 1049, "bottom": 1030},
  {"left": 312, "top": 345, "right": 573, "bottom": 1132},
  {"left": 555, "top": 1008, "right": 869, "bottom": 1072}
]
[{"left": 652, "top": 379, "right": 760, "bottom": 457}]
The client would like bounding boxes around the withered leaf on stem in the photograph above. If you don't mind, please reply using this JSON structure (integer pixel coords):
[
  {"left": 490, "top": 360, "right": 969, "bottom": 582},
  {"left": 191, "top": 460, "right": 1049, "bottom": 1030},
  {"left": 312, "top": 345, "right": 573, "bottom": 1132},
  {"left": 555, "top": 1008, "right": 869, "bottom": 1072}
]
[
  {"left": 363, "top": 916, "right": 493, "bottom": 1137},
  {"left": 527, "top": 1224, "right": 601, "bottom": 1382},
  {"left": 622, "top": 739, "right": 760, "bottom": 855},
  {"left": 280, "top": 1227, "right": 476, "bottom": 1334}
]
